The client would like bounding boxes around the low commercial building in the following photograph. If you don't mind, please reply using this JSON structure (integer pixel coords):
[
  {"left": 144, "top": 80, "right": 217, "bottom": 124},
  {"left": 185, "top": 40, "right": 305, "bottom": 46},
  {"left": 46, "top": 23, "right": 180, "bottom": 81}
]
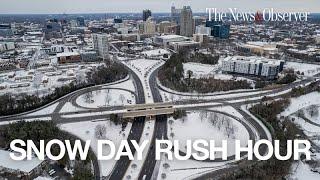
[
  {"left": 169, "top": 41, "right": 200, "bottom": 51},
  {"left": 222, "top": 56, "right": 284, "bottom": 79},
  {"left": 0, "top": 150, "right": 46, "bottom": 179},
  {"left": 80, "top": 50, "right": 98, "bottom": 62},
  {"left": 57, "top": 52, "right": 81, "bottom": 64},
  {"left": 193, "top": 34, "right": 209, "bottom": 44},
  {"left": 0, "top": 42, "right": 15, "bottom": 53},
  {"left": 237, "top": 42, "right": 278, "bottom": 57},
  {"left": 154, "top": 35, "right": 190, "bottom": 46}
]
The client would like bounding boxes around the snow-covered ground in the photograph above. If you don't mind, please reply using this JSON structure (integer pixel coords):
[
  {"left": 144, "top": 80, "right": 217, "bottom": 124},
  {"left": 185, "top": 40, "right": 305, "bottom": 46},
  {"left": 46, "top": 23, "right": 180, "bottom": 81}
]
[
  {"left": 76, "top": 89, "right": 135, "bottom": 108},
  {"left": 167, "top": 111, "right": 250, "bottom": 158},
  {"left": 155, "top": 109, "right": 251, "bottom": 180},
  {"left": 0, "top": 63, "right": 103, "bottom": 96},
  {"left": 156, "top": 155, "right": 229, "bottom": 180},
  {"left": 183, "top": 62, "right": 254, "bottom": 85},
  {"left": 59, "top": 120, "right": 132, "bottom": 177},
  {"left": 289, "top": 159, "right": 320, "bottom": 180},
  {"left": 285, "top": 62, "right": 320, "bottom": 76},
  {"left": 25, "top": 102, "right": 59, "bottom": 116},
  {"left": 280, "top": 92, "right": 320, "bottom": 179},
  {"left": 141, "top": 49, "right": 170, "bottom": 57},
  {"left": 281, "top": 92, "right": 320, "bottom": 117},
  {"left": 183, "top": 62, "right": 218, "bottom": 79}
]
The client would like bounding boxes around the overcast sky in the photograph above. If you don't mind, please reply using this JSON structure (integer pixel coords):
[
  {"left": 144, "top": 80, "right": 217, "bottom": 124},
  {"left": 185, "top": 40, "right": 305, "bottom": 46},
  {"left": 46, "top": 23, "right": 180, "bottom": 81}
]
[{"left": 0, "top": 0, "right": 319, "bottom": 14}]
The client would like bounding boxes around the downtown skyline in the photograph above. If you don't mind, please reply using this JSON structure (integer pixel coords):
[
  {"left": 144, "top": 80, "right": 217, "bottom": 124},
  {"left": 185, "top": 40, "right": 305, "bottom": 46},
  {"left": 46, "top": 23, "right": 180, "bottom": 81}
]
[{"left": 0, "top": 0, "right": 319, "bottom": 14}]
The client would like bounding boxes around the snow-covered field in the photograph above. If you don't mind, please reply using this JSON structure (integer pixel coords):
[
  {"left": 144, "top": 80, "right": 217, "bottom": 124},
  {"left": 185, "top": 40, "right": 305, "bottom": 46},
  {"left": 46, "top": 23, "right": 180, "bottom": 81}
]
[
  {"left": 285, "top": 62, "right": 320, "bottom": 76},
  {"left": 281, "top": 92, "right": 320, "bottom": 117},
  {"left": 76, "top": 89, "right": 135, "bottom": 108},
  {"left": 168, "top": 111, "right": 250, "bottom": 158},
  {"left": 183, "top": 62, "right": 218, "bottom": 79},
  {"left": 59, "top": 120, "right": 132, "bottom": 177}
]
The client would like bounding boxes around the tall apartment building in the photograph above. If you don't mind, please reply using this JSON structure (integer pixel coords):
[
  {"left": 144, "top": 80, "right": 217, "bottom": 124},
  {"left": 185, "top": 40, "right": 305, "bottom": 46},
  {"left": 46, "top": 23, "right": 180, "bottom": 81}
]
[
  {"left": 93, "top": 34, "right": 110, "bottom": 60},
  {"left": 222, "top": 56, "right": 284, "bottom": 79},
  {"left": 180, "top": 6, "right": 194, "bottom": 37},
  {"left": 143, "top": 9, "right": 152, "bottom": 21}
]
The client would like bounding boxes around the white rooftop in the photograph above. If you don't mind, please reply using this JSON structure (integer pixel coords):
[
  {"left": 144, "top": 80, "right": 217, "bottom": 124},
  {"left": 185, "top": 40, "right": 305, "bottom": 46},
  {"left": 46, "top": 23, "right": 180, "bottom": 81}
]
[
  {"left": 0, "top": 150, "right": 44, "bottom": 173},
  {"left": 224, "top": 56, "right": 283, "bottom": 66}
]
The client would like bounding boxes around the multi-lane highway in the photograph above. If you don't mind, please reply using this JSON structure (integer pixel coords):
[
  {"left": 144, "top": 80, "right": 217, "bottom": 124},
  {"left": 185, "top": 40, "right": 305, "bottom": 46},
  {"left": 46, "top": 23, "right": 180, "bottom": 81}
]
[{"left": 1, "top": 58, "right": 319, "bottom": 180}]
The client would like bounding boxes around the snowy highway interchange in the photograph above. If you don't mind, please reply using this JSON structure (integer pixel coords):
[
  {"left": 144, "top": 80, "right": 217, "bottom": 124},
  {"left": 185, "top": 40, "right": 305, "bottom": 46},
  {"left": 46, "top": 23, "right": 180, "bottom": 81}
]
[{"left": 1, "top": 50, "right": 320, "bottom": 180}]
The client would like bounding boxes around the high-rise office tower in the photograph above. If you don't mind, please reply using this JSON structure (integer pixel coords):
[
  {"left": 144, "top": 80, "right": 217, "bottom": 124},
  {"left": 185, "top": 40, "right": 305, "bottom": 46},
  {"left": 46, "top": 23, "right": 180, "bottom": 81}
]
[
  {"left": 180, "top": 6, "right": 194, "bottom": 37},
  {"left": 93, "top": 34, "right": 109, "bottom": 60},
  {"left": 143, "top": 9, "right": 152, "bottom": 21},
  {"left": 171, "top": 4, "right": 182, "bottom": 24}
]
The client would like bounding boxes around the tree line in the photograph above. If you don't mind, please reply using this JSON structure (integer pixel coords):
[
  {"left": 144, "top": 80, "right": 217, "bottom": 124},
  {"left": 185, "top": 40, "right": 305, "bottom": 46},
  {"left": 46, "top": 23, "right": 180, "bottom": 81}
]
[{"left": 0, "top": 121, "right": 94, "bottom": 179}]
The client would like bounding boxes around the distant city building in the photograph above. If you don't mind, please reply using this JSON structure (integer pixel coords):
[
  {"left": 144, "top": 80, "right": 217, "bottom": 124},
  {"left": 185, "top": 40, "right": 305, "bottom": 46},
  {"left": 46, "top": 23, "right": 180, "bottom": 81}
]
[
  {"left": 212, "top": 24, "right": 230, "bottom": 39},
  {"left": 193, "top": 34, "right": 209, "bottom": 44},
  {"left": 76, "top": 16, "right": 85, "bottom": 26},
  {"left": 180, "top": 6, "right": 194, "bottom": 37},
  {"left": 143, "top": 9, "right": 152, "bottom": 21},
  {"left": 44, "top": 19, "right": 62, "bottom": 39},
  {"left": 159, "top": 21, "right": 172, "bottom": 34},
  {"left": 237, "top": 41, "right": 278, "bottom": 57},
  {"left": 93, "top": 33, "right": 110, "bottom": 60},
  {"left": 57, "top": 51, "right": 81, "bottom": 64},
  {"left": 144, "top": 18, "right": 156, "bottom": 34},
  {"left": 205, "top": 20, "right": 230, "bottom": 39},
  {"left": 0, "top": 24, "right": 13, "bottom": 37},
  {"left": 0, "top": 59, "right": 16, "bottom": 71},
  {"left": 171, "top": 5, "right": 182, "bottom": 24},
  {"left": 0, "top": 42, "right": 15, "bottom": 53},
  {"left": 70, "top": 20, "right": 78, "bottom": 27},
  {"left": 195, "top": 25, "right": 211, "bottom": 35},
  {"left": 114, "top": 18, "right": 123, "bottom": 24},
  {"left": 154, "top": 35, "right": 189, "bottom": 46},
  {"left": 170, "top": 41, "right": 200, "bottom": 51},
  {"left": 80, "top": 50, "right": 98, "bottom": 62},
  {"left": 222, "top": 56, "right": 285, "bottom": 79}
]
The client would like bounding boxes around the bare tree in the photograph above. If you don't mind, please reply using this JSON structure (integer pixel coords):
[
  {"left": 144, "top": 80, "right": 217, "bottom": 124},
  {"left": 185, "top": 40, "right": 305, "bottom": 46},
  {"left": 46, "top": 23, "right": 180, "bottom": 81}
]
[
  {"left": 84, "top": 92, "right": 93, "bottom": 103},
  {"left": 199, "top": 110, "right": 206, "bottom": 122},
  {"left": 119, "top": 94, "right": 126, "bottom": 105},
  {"left": 225, "top": 118, "right": 235, "bottom": 138},
  {"left": 307, "top": 105, "right": 319, "bottom": 117},
  {"left": 105, "top": 90, "right": 112, "bottom": 106},
  {"left": 95, "top": 124, "right": 106, "bottom": 139}
]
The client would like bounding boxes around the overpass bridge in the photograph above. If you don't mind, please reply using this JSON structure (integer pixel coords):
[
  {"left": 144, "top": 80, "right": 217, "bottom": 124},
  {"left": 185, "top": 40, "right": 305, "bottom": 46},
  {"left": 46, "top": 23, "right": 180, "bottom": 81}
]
[{"left": 121, "top": 102, "right": 175, "bottom": 119}]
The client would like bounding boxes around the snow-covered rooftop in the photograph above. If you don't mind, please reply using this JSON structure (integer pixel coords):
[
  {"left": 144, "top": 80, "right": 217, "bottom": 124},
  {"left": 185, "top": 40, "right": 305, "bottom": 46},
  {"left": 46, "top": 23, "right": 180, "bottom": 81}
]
[{"left": 0, "top": 150, "right": 44, "bottom": 173}]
